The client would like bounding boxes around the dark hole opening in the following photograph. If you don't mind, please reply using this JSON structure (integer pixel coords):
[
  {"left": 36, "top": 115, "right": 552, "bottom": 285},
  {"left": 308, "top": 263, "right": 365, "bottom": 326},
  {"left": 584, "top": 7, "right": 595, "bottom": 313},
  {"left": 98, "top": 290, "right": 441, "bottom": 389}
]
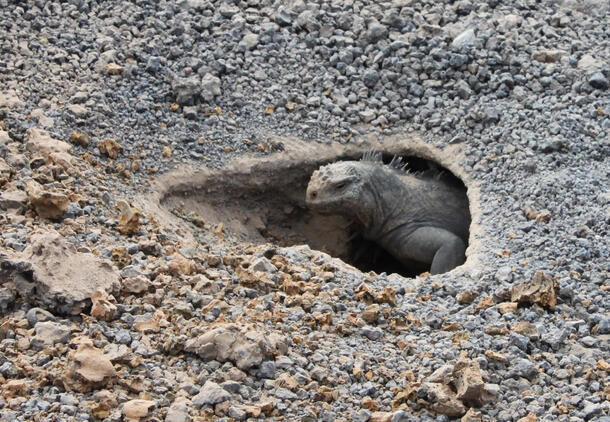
[{"left": 163, "top": 152, "right": 470, "bottom": 278}]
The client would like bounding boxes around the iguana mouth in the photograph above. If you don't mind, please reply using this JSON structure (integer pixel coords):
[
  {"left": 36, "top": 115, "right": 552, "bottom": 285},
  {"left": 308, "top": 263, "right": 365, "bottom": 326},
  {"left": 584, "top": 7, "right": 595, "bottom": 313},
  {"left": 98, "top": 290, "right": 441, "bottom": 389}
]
[{"left": 306, "top": 199, "right": 337, "bottom": 213}]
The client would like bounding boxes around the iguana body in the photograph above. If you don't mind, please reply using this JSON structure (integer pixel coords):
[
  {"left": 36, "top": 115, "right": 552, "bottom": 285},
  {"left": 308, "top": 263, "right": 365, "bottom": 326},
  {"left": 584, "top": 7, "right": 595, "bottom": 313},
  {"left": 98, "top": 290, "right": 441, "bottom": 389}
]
[{"left": 305, "top": 153, "right": 470, "bottom": 274}]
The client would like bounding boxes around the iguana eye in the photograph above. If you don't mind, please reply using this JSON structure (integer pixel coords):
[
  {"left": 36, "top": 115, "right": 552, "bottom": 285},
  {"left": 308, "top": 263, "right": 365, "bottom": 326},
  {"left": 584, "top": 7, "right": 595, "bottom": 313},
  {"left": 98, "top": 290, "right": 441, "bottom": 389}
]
[{"left": 335, "top": 182, "right": 347, "bottom": 190}]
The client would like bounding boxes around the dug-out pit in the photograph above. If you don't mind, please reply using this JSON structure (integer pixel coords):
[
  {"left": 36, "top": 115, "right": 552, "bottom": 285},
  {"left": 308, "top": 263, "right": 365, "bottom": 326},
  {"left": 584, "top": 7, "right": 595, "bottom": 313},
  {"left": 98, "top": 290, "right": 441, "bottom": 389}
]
[{"left": 161, "top": 147, "right": 471, "bottom": 278}]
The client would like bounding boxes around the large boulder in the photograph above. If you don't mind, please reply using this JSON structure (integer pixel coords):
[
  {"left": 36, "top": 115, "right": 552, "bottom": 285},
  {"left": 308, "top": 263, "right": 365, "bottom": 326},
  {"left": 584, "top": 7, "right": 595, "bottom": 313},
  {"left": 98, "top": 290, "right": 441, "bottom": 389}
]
[{"left": 0, "top": 231, "right": 120, "bottom": 314}]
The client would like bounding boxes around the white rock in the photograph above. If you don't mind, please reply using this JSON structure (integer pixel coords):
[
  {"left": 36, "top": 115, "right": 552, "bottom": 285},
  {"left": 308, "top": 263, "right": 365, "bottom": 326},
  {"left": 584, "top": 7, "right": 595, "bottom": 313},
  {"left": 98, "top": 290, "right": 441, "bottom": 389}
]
[
  {"left": 577, "top": 54, "right": 604, "bottom": 71},
  {"left": 452, "top": 28, "right": 476, "bottom": 49},
  {"left": 239, "top": 33, "right": 259, "bottom": 50}
]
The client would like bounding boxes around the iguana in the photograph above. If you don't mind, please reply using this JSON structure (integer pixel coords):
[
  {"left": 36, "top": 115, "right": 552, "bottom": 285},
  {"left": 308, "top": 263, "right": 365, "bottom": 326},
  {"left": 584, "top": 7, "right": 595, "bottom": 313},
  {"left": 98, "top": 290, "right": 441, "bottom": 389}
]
[{"left": 305, "top": 152, "right": 470, "bottom": 275}]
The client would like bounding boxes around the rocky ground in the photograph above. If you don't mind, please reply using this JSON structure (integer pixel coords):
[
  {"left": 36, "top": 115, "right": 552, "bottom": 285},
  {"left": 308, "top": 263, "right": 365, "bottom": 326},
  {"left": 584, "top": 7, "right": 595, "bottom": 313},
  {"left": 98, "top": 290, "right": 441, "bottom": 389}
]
[{"left": 0, "top": 0, "right": 609, "bottom": 421}]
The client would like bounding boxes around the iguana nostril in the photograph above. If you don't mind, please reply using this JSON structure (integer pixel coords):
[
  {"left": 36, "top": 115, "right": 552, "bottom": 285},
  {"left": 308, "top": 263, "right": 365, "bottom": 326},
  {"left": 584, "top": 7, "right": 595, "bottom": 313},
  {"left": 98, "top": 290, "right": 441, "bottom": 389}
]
[{"left": 310, "top": 191, "right": 317, "bottom": 199}]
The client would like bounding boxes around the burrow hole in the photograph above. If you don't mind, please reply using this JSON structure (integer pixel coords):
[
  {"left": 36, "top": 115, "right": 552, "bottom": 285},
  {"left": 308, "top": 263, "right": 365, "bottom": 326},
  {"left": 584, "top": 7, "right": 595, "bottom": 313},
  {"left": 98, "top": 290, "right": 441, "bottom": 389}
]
[{"left": 163, "top": 152, "right": 470, "bottom": 278}]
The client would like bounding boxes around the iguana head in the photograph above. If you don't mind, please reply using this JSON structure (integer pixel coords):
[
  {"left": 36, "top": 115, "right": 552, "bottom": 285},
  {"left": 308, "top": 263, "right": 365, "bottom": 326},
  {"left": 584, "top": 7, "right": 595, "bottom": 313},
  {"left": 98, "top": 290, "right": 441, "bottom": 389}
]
[{"left": 306, "top": 161, "right": 367, "bottom": 217}]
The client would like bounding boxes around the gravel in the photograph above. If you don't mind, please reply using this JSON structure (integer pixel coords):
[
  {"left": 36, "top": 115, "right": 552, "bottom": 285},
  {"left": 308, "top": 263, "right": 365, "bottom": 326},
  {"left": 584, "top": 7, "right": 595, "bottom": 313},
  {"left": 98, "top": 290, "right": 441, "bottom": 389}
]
[{"left": 0, "top": 0, "right": 609, "bottom": 421}]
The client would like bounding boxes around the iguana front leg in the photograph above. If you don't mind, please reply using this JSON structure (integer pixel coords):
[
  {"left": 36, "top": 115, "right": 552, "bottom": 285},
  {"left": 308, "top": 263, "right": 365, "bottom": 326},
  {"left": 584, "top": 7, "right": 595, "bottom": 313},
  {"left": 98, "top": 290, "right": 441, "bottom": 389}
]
[{"left": 385, "top": 226, "right": 466, "bottom": 275}]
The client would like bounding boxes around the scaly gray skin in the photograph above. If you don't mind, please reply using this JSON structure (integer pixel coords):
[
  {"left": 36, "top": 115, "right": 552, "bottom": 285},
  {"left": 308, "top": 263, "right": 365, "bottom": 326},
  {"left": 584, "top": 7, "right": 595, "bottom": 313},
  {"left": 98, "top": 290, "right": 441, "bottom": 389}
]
[{"left": 305, "top": 154, "right": 470, "bottom": 274}]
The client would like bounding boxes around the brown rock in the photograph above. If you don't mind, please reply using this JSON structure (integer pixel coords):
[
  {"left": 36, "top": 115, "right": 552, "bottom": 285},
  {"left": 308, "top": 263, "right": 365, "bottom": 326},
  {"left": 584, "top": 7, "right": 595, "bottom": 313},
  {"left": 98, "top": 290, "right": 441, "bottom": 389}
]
[
  {"left": 275, "top": 373, "right": 299, "bottom": 391},
  {"left": 314, "top": 386, "right": 338, "bottom": 402},
  {"left": 369, "top": 412, "right": 394, "bottom": 422},
  {"left": 473, "top": 296, "right": 495, "bottom": 313},
  {"left": 105, "top": 63, "right": 124, "bottom": 75},
  {"left": 24, "top": 128, "right": 73, "bottom": 169},
  {"left": 134, "top": 318, "right": 161, "bottom": 334},
  {"left": 362, "top": 304, "right": 380, "bottom": 324},
  {"left": 362, "top": 396, "right": 379, "bottom": 411},
  {"left": 531, "top": 49, "right": 564, "bottom": 63},
  {"left": 0, "top": 230, "right": 120, "bottom": 314},
  {"left": 456, "top": 290, "right": 478, "bottom": 304},
  {"left": 513, "top": 321, "right": 540, "bottom": 340},
  {"left": 427, "top": 364, "right": 455, "bottom": 384},
  {"left": 511, "top": 271, "right": 559, "bottom": 310},
  {"left": 111, "top": 247, "right": 131, "bottom": 269},
  {"left": 596, "top": 360, "right": 610, "bottom": 371},
  {"left": 162, "top": 146, "right": 172, "bottom": 158},
  {"left": 421, "top": 382, "right": 466, "bottom": 417},
  {"left": 117, "top": 200, "right": 142, "bottom": 235},
  {"left": 26, "top": 180, "right": 69, "bottom": 219},
  {"left": 484, "top": 350, "right": 508, "bottom": 363},
  {"left": 517, "top": 413, "right": 537, "bottom": 422},
  {"left": 122, "top": 275, "right": 151, "bottom": 294},
  {"left": 98, "top": 138, "right": 121, "bottom": 159},
  {"left": 90, "top": 290, "right": 117, "bottom": 321},
  {"left": 461, "top": 408, "right": 483, "bottom": 421},
  {"left": 523, "top": 205, "right": 552, "bottom": 223},
  {"left": 65, "top": 338, "right": 117, "bottom": 392},
  {"left": 379, "top": 286, "right": 397, "bottom": 306},
  {"left": 69, "top": 130, "right": 91, "bottom": 147},
  {"left": 184, "top": 323, "right": 288, "bottom": 370},
  {"left": 122, "top": 399, "right": 155, "bottom": 422},
  {"left": 453, "top": 360, "right": 485, "bottom": 403},
  {"left": 90, "top": 390, "right": 118, "bottom": 419},
  {"left": 2, "top": 379, "right": 28, "bottom": 397},
  {"left": 168, "top": 254, "right": 196, "bottom": 276},
  {"left": 355, "top": 283, "right": 396, "bottom": 305},
  {"left": 485, "top": 325, "right": 509, "bottom": 336},
  {"left": 497, "top": 302, "right": 518, "bottom": 314}
]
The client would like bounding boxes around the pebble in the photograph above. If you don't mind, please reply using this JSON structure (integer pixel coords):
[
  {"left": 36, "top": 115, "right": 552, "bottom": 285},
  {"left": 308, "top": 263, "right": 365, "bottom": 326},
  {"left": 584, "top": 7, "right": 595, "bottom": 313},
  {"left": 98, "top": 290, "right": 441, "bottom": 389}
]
[
  {"left": 588, "top": 72, "right": 609, "bottom": 90},
  {"left": 452, "top": 29, "right": 476, "bottom": 49},
  {"left": 192, "top": 381, "right": 231, "bottom": 408},
  {"left": 31, "top": 321, "right": 71, "bottom": 349},
  {"left": 26, "top": 307, "right": 55, "bottom": 327}
]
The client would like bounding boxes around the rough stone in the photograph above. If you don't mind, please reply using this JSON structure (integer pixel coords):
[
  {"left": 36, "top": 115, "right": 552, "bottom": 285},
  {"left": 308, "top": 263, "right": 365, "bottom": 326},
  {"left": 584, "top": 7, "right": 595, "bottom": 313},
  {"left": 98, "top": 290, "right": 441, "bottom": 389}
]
[
  {"left": 184, "top": 324, "right": 288, "bottom": 370},
  {"left": 24, "top": 128, "right": 73, "bottom": 169},
  {"left": 452, "top": 29, "right": 476, "bottom": 49},
  {"left": 192, "top": 381, "right": 231, "bottom": 408},
  {"left": 0, "top": 231, "right": 120, "bottom": 314},
  {"left": 588, "top": 72, "right": 609, "bottom": 90},
  {"left": 421, "top": 382, "right": 466, "bottom": 417},
  {"left": 122, "top": 399, "right": 155, "bottom": 422},
  {"left": 90, "top": 290, "right": 117, "bottom": 321},
  {"left": 511, "top": 271, "right": 559, "bottom": 310},
  {"left": 117, "top": 200, "right": 141, "bottom": 235},
  {"left": 201, "top": 74, "right": 222, "bottom": 102},
  {"left": 64, "top": 338, "right": 117, "bottom": 392},
  {"left": 26, "top": 180, "right": 70, "bottom": 219},
  {"left": 97, "top": 138, "right": 121, "bottom": 159},
  {"left": 31, "top": 321, "right": 71, "bottom": 349},
  {"left": 0, "top": 189, "right": 28, "bottom": 212}
]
